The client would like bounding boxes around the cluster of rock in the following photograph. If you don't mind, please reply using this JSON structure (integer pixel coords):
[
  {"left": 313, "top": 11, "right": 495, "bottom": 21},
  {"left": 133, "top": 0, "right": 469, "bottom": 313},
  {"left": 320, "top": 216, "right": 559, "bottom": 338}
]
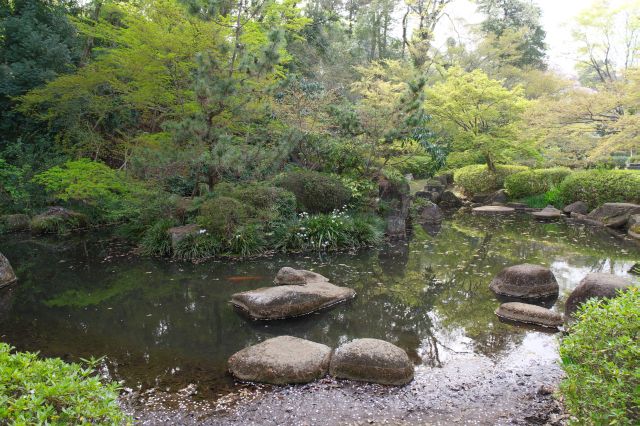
[
  {"left": 230, "top": 267, "right": 356, "bottom": 320},
  {"left": 228, "top": 336, "right": 414, "bottom": 386},
  {"left": 568, "top": 203, "right": 640, "bottom": 240},
  {"left": 489, "top": 263, "right": 634, "bottom": 330},
  {"left": 0, "top": 206, "right": 87, "bottom": 234}
]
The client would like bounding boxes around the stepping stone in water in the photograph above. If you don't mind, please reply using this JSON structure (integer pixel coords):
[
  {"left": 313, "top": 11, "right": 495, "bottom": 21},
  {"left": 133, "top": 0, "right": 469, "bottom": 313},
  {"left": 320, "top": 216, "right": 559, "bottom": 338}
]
[
  {"left": 489, "top": 264, "right": 559, "bottom": 300},
  {"left": 495, "top": 302, "right": 563, "bottom": 329},
  {"left": 231, "top": 267, "right": 355, "bottom": 320},
  {"left": 532, "top": 205, "right": 563, "bottom": 220},
  {"left": 228, "top": 336, "right": 332, "bottom": 384},
  {"left": 472, "top": 205, "right": 515, "bottom": 215},
  {"left": 329, "top": 338, "right": 414, "bottom": 386}
]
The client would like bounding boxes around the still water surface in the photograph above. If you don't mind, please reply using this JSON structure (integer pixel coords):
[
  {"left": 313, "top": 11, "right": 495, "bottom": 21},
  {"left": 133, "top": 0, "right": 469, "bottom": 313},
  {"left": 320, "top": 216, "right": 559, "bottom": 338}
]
[{"left": 0, "top": 213, "right": 638, "bottom": 399}]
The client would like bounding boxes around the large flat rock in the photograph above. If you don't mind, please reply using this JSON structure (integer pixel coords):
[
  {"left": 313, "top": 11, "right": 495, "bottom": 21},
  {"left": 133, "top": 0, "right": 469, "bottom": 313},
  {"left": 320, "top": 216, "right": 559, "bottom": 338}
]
[
  {"left": 228, "top": 336, "right": 331, "bottom": 384},
  {"left": 587, "top": 203, "right": 640, "bottom": 228},
  {"left": 495, "top": 302, "right": 563, "bottom": 329},
  {"left": 232, "top": 268, "right": 355, "bottom": 320},
  {"left": 490, "top": 264, "right": 559, "bottom": 300},
  {"left": 329, "top": 338, "right": 414, "bottom": 385},
  {"left": 472, "top": 206, "right": 515, "bottom": 215}
]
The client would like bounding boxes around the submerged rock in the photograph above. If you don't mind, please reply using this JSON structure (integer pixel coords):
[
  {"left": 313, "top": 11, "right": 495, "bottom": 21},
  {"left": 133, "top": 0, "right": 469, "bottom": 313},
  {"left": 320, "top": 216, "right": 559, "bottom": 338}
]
[
  {"left": 532, "top": 205, "right": 563, "bottom": 220},
  {"left": 472, "top": 205, "right": 515, "bottom": 215},
  {"left": 0, "top": 252, "right": 17, "bottom": 288},
  {"left": 329, "top": 338, "right": 413, "bottom": 385},
  {"left": 490, "top": 264, "right": 559, "bottom": 300},
  {"left": 495, "top": 302, "right": 563, "bottom": 329},
  {"left": 563, "top": 201, "right": 588, "bottom": 216},
  {"left": 565, "top": 273, "right": 633, "bottom": 319},
  {"left": 416, "top": 201, "right": 444, "bottom": 224},
  {"left": 228, "top": 336, "right": 331, "bottom": 384},
  {"left": 231, "top": 268, "right": 355, "bottom": 320}
]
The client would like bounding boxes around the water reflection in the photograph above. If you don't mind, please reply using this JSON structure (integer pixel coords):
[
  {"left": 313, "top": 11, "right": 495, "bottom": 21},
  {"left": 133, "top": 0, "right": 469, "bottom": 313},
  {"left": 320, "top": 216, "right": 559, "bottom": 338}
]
[{"left": 0, "top": 214, "right": 638, "bottom": 399}]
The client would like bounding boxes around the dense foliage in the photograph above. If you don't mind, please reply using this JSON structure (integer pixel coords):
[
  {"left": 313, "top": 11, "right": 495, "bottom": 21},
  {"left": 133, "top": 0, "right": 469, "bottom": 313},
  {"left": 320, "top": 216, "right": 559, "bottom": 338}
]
[
  {"left": 453, "top": 164, "right": 528, "bottom": 195},
  {"left": 557, "top": 170, "right": 640, "bottom": 209},
  {"left": 559, "top": 288, "right": 639, "bottom": 425},
  {"left": 0, "top": 343, "right": 129, "bottom": 425},
  {"left": 275, "top": 170, "right": 352, "bottom": 214},
  {"left": 504, "top": 167, "right": 571, "bottom": 199}
]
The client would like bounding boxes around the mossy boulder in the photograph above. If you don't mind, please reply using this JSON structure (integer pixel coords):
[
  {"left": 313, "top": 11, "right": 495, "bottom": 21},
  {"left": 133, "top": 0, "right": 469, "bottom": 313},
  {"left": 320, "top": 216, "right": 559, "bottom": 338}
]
[
  {"left": 0, "top": 252, "right": 17, "bottom": 288},
  {"left": 30, "top": 207, "right": 87, "bottom": 235},
  {"left": 0, "top": 214, "right": 30, "bottom": 233},
  {"left": 490, "top": 264, "right": 559, "bottom": 300}
]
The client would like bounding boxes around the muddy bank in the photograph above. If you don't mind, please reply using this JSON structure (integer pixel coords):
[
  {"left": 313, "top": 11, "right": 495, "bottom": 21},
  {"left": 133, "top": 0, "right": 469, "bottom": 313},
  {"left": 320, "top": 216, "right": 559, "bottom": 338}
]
[{"left": 125, "top": 334, "right": 566, "bottom": 425}]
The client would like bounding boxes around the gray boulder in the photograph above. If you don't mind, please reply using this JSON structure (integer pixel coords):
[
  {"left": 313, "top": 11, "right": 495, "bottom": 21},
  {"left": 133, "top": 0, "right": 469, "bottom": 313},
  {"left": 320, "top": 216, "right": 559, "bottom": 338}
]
[
  {"left": 167, "top": 224, "right": 203, "bottom": 250},
  {"left": 385, "top": 215, "right": 407, "bottom": 238},
  {"left": 228, "top": 336, "right": 331, "bottom": 384},
  {"left": 416, "top": 201, "right": 444, "bottom": 224},
  {"left": 488, "top": 189, "right": 508, "bottom": 204},
  {"left": 565, "top": 273, "right": 633, "bottom": 319},
  {"left": 232, "top": 268, "right": 355, "bottom": 320},
  {"left": 472, "top": 205, "right": 515, "bottom": 215},
  {"left": 495, "top": 302, "right": 563, "bottom": 328},
  {"left": 439, "top": 190, "right": 463, "bottom": 208},
  {"left": 587, "top": 203, "right": 640, "bottom": 228},
  {"left": 490, "top": 264, "right": 559, "bottom": 300},
  {"left": 414, "top": 191, "right": 441, "bottom": 204},
  {"left": 0, "top": 253, "right": 17, "bottom": 288},
  {"left": 424, "top": 179, "right": 445, "bottom": 193},
  {"left": 563, "top": 201, "right": 588, "bottom": 215},
  {"left": 329, "top": 338, "right": 414, "bottom": 385},
  {"left": 0, "top": 214, "right": 30, "bottom": 232},
  {"left": 532, "top": 205, "right": 563, "bottom": 220}
]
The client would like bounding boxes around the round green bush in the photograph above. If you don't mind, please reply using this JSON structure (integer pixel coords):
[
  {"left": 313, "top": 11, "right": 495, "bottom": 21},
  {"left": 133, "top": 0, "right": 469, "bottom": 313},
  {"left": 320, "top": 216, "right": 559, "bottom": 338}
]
[
  {"left": 274, "top": 170, "right": 352, "bottom": 214},
  {"left": 229, "top": 184, "right": 296, "bottom": 221},
  {"left": 0, "top": 343, "right": 129, "bottom": 425},
  {"left": 559, "top": 288, "right": 639, "bottom": 425},
  {"left": 444, "top": 151, "right": 485, "bottom": 170},
  {"left": 197, "top": 196, "right": 250, "bottom": 238},
  {"left": 453, "top": 164, "right": 529, "bottom": 195},
  {"left": 392, "top": 156, "right": 438, "bottom": 179},
  {"left": 504, "top": 167, "right": 572, "bottom": 199},
  {"left": 557, "top": 170, "right": 640, "bottom": 209}
]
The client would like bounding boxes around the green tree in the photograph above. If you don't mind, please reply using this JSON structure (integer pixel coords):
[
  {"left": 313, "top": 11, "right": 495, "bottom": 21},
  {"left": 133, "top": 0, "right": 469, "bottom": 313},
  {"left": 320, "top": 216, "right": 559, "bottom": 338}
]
[{"left": 425, "top": 66, "right": 529, "bottom": 171}]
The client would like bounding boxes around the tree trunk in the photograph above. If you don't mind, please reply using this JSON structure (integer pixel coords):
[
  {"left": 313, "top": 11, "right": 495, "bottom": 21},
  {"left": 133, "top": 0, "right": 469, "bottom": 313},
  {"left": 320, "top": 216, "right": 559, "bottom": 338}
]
[{"left": 485, "top": 155, "right": 497, "bottom": 173}]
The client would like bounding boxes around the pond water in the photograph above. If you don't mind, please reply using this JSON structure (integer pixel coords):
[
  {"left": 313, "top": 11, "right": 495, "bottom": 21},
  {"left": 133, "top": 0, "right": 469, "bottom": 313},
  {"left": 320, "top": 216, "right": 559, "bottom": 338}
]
[{"left": 0, "top": 213, "right": 638, "bottom": 401}]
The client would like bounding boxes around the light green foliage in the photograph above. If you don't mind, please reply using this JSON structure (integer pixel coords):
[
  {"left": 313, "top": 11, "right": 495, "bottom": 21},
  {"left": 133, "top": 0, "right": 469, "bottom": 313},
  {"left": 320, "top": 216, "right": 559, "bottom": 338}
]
[
  {"left": 390, "top": 156, "right": 438, "bottom": 179},
  {"left": 559, "top": 288, "right": 639, "bottom": 425},
  {"left": 274, "top": 170, "right": 352, "bottom": 214},
  {"left": 0, "top": 158, "right": 31, "bottom": 212},
  {"left": 426, "top": 66, "right": 531, "bottom": 171},
  {"left": 557, "top": 170, "right": 640, "bottom": 209},
  {"left": 444, "top": 151, "right": 485, "bottom": 170},
  {"left": 504, "top": 167, "right": 572, "bottom": 199},
  {"left": 454, "top": 164, "right": 528, "bottom": 195},
  {"left": 0, "top": 343, "right": 129, "bottom": 425},
  {"left": 273, "top": 212, "right": 383, "bottom": 252}
]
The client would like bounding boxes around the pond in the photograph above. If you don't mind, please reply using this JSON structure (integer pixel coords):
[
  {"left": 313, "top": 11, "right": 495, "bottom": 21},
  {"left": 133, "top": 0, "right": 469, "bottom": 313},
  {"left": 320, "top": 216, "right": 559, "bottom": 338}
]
[{"left": 0, "top": 212, "right": 638, "bottom": 402}]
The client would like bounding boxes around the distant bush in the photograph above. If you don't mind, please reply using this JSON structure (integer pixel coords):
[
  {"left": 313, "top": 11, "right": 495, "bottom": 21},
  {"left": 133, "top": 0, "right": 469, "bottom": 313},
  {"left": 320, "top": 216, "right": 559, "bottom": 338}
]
[
  {"left": 197, "top": 196, "right": 251, "bottom": 239},
  {"left": 0, "top": 343, "right": 129, "bottom": 425},
  {"left": 392, "top": 156, "right": 438, "bottom": 179},
  {"left": 504, "top": 167, "right": 572, "bottom": 199},
  {"left": 557, "top": 170, "right": 640, "bottom": 209},
  {"left": 559, "top": 288, "right": 639, "bottom": 425},
  {"left": 454, "top": 164, "right": 528, "bottom": 195},
  {"left": 274, "top": 170, "right": 352, "bottom": 214}
]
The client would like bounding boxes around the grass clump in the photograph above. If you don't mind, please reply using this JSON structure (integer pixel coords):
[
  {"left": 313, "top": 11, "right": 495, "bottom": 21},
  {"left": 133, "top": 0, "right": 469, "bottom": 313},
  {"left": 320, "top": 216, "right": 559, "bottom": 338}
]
[
  {"left": 556, "top": 170, "right": 640, "bottom": 210},
  {"left": 559, "top": 288, "right": 639, "bottom": 425},
  {"left": 0, "top": 343, "right": 129, "bottom": 425},
  {"left": 139, "top": 219, "right": 174, "bottom": 256},
  {"left": 453, "top": 164, "right": 528, "bottom": 195},
  {"left": 172, "top": 232, "right": 221, "bottom": 261},
  {"left": 504, "top": 167, "right": 572, "bottom": 199}
]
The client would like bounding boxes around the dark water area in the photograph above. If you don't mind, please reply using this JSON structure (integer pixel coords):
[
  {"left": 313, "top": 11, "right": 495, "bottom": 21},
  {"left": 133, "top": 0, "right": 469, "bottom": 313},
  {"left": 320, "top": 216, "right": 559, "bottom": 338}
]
[{"left": 0, "top": 213, "right": 638, "bottom": 402}]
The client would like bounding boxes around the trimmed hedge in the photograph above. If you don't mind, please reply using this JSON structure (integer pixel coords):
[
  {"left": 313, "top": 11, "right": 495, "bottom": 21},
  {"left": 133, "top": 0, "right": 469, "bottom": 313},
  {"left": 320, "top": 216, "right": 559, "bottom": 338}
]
[
  {"left": 559, "top": 288, "right": 639, "bottom": 425},
  {"left": 504, "top": 167, "right": 572, "bottom": 199},
  {"left": 453, "top": 164, "right": 528, "bottom": 195},
  {"left": 557, "top": 170, "right": 640, "bottom": 209},
  {"left": 274, "top": 170, "right": 352, "bottom": 214}
]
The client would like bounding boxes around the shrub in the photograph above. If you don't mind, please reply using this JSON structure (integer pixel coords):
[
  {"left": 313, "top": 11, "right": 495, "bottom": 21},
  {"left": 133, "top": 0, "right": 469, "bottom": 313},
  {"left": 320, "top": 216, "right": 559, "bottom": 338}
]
[
  {"left": 0, "top": 343, "right": 129, "bottom": 425},
  {"left": 173, "top": 232, "right": 221, "bottom": 261},
  {"left": 30, "top": 209, "right": 88, "bottom": 235},
  {"left": 453, "top": 164, "right": 529, "bottom": 195},
  {"left": 444, "top": 151, "right": 485, "bottom": 170},
  {"left": 557, "top": 170, "right": 640, "bottom": 209},
  {"left": 214, "top": 183, "right": 296, "bottom": 223},
  {"left": 139, "top": 219, "right": 175, "bottom": 256},
  {"left": 274, "top": 170, "right": 352, "bottom": 214},
  {"left": 391, "top": 156, "right": 438, "bottom": 179},
  {"left": 559, "top": 288, "right": 639, "bottom": 425},
  {"left": 197, "top": 196, "right": 251, "bottom": 239},
  {"left": 227, "top": 224, "right": 265, "bottom": 257},
  {"left": 504, "top": 167, "right": 572, "bottom": 199}
]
